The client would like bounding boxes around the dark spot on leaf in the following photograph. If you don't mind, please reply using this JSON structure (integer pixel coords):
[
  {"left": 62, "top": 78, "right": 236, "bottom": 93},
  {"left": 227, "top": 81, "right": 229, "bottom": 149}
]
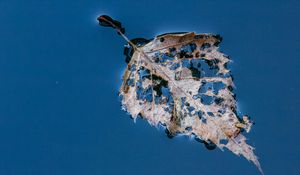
[
  {"left": 152, "top": 74, "right": 168, "bottom": 96},
  {"left": 215, "top": 97, "right": 224, "bottom": 105},
  {"left": 204, "top": 140, "right": 217, "bottom": 150},
  {"left": 185, "top": 127, "right": 192, "bottom": 131},
  {"left": 124, "top": 38, "right": 151, "bottom": 63},
  {"left": 213, "top": 34, "right": 223, "bottom": 46},
  {"left": 160, "top": 37, "right": 165, "bottom": 42},
  {"left": 200, "top": 43, "right": 211, "bottom": 50}
]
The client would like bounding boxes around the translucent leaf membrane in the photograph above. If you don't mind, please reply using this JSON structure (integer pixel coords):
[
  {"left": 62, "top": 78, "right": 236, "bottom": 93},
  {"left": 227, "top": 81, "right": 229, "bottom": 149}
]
[{"left": 119, "top": 32, "right": 262, "bottom": 174}]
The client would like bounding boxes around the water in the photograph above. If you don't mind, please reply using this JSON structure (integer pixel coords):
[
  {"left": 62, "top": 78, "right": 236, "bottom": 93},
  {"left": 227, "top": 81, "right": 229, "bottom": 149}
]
[{"left": 0, "top": 0, "right": 299, "bottom": 175}]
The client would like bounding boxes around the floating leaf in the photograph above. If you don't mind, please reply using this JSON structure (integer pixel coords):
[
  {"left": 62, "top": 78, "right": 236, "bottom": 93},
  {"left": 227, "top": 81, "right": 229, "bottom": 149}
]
[{"left": 99, "top": 15, "right": 263, "bottom": 174}]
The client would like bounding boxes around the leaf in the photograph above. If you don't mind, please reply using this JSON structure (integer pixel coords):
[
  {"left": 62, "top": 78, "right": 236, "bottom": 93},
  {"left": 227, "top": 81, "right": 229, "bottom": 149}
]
[
  {"left": 98, "top": 15, "right": 263, "bottom": 174},
  {"left": 120, "top": 32, "right": 262, "bottom": 173}
]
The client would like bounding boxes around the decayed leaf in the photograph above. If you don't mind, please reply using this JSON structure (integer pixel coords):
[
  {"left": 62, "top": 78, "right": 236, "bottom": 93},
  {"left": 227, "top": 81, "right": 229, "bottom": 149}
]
[
  {"left": 120, "top": 32, "right": 262, "bottom": 173},
  {"left": 98, "top": 15, "right": 263, "bottom": 174}
]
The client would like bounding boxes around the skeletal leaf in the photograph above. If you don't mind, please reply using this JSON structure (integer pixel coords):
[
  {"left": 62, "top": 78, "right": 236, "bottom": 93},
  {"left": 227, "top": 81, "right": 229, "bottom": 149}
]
[{"left": 98, "top": 15, "right": 263, "bottom": 174}]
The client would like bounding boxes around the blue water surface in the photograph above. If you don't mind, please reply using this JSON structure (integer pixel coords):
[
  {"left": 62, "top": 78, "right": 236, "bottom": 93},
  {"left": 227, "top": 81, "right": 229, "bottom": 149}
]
[{"left": 0, "top": 0, "right": 299, "bottom": 175}]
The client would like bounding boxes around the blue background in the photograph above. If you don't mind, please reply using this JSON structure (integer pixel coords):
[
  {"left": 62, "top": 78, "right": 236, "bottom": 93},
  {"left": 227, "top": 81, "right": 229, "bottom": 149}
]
[{"left": 0, "top": 0, "right": 299, "bottom": 174}]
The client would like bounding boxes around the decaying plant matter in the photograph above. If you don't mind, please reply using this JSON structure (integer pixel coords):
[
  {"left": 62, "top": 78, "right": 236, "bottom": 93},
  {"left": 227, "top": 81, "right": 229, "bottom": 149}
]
[{"left": 98, "top": 15, "right": 263, "bottom": 174}]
